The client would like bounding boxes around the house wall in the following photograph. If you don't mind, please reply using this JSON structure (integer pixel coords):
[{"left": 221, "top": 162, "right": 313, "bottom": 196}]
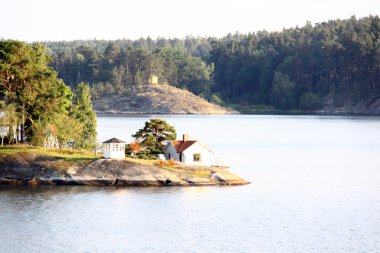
[
  {"left": 164, "top": 144, "right": 180, "bottom": 161},
  {"left": 164, "top": 142, "right": 214, "bottom": 167},
  {"left": 103, "top": 143, "right": 125, "bottom": 159},
  {"left": 182, "top": 142, "right": 214, "bottom": 167}
]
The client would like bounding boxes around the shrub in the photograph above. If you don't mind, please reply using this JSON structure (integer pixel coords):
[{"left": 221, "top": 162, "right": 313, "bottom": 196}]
[
  {"left": 157, "top": 160, "right": 167, "bottom": 167},
  {"left": 300, "top": 92, "right": 322, "bottom": 111},
  {"left": 210, "top": 94, "right": 223, "bottom": 105},
  {"left": 168, "top": 158, "right": 176, "bottom": 166}
]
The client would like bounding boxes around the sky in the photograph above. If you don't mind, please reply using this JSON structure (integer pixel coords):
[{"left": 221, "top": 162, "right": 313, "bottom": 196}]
[{"left": 0, "top": 0, "right": 379, "bottom": 42}]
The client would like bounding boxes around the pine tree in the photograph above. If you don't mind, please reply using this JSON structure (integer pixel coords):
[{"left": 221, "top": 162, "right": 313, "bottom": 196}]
[
  {"left": 71, "top": 82, "right": 97, "bottom": 149},
  {"left": 132, "top": 118, "right": 176, "bottom": 159}
]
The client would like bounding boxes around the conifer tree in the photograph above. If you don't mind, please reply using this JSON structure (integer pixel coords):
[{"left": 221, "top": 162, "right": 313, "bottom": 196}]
[
  {"left": 71, "top": 82, "right": 97, "bottom": 149},
  {"left": 132, "top": 118, "right": 176, "bottom": 159}
]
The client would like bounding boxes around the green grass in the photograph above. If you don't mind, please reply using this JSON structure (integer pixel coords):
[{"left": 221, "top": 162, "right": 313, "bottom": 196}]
[
  {"left": 159, "top": 163, "right": 212, "bottom": 178},
  {"left": 124, "top": 156, "right": 158, "bottom": 165},
  {"left": 165, "top": 166, "right": 211, "bottom": 178},
  {"left": 125, "top": 157, "right": 212, "bottom": 178},
  {"left": 0, "top": 145, "right": 101, "bottom": 161}
]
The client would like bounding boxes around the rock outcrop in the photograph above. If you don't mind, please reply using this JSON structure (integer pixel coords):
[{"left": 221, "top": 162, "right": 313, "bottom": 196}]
[
  {"left": 0, "top": 153, "right": 248, "bottom": 187},
  {"left": 319, "top": 94, "right": 380, "bottom": 115},
  {"left": 93, "top": 84, "right": 236, "bottom": 115}
]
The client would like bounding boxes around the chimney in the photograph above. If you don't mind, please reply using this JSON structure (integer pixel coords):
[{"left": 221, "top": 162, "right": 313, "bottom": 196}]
[{"left": 183, "top": 134, "right": 189, "bottom": 142}]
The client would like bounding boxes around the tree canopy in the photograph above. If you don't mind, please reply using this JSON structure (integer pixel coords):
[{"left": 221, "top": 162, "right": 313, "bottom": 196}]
[
  {"left": 0, "top": 40, "right": 97, "bottom": 149},
  {"left": 132, "top": 118, "right": 176, "bottom": 159},
  {"left": 208, "top": 16, "right": 380, "bottom": 108},
  {"left": 71, "top": 82, "right": 97, "bottom": 149}
]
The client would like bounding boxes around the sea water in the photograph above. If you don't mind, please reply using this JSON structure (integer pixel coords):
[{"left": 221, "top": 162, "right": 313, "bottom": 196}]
[{"left": 1, "top": 115, "right": 380, "bottom": 252}]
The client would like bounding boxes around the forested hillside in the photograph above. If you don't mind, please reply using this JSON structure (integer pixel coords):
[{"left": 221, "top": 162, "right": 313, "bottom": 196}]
[
  {"left": 45, "top": 15, "right": 380, "bottom": 113},
  {"left": 46, "top": 37, "right": 215, "bottom": 99}
]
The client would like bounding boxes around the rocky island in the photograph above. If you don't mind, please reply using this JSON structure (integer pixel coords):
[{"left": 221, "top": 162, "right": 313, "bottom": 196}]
[{"left": 0, "top": 151, "right": 248, "bottom": 187}]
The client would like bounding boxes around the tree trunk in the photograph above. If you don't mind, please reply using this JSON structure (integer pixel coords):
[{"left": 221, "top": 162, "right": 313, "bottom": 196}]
[
  {"left": 16, "top": 126, "right": 19, "bottom": 144},
  {"left": 8, "top": 124, "right": 13, "bottom": 144},
  {"left": 20, "top": 104, "right": 25, "bottom": 143},
  {"left": 14, "top": 118, "right": 18, "bottom": 144}
]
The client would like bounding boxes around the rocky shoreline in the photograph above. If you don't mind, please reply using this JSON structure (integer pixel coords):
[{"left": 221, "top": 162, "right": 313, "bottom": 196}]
[{"left": 0, "top": 153, "right": 248, "bottom": 187}]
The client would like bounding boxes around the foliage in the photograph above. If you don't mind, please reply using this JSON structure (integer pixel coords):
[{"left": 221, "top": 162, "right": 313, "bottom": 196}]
[
  {"left": 132, "top": 118, "right": 176, "bottom": 159},
  {"left": 207, "top": 16, "right": 380, "bottom": 108},
  {"left": 155, "top": 158, "right": 176, "bottom": 168},
  {"left": 157, "top": 159, "right": 167, "bottom": 167},
  {"left": 210, "top": 94, "right": 223, "bottom": 105},
  {"left": 44, "top": 15, "right": 380, "bottom": 111},
  {"left": 0, "top": 41, "right": 74, "bottom": 144},
  {"left": 48, "top": 43, "right": 214, "bottom": 99},
  {"left": 300, "top": 92, "right": 322, "bottom": 111},
  {"left": 271, "top": 72, "right": 296, "bottom": 110},
  {"left": 53, "top": 114, "right": 84, "bottom": 148},
  {"left": 129, "top": 140, "right": 141, "bottom": 157},
  {"left": 28, "top": 121, "right": 55, "bottom": 147},
  {"left": 0, "top": 40, "right": 97, "bottom": 149},
  {"left": 70, "top": 82, "right": 97, "bottom": 149},
  {"left": 168, "top": 158, "right": 176, "bottom": 166},
  {"left": 0, "top": 102, "right": 17, "bottom": 145},
  {"left": 0, "top": 102, "right": 7, "bottom": 145}
]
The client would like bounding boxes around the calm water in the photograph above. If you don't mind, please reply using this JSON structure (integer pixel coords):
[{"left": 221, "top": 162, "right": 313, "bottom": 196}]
[{"left": 1, "top": 115, "right": 380, "bottom": 252}]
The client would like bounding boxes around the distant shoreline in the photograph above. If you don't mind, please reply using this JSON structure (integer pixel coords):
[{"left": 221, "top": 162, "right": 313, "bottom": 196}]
[{"left": 95, "top": 111, "right": 380, "bottom": 117}]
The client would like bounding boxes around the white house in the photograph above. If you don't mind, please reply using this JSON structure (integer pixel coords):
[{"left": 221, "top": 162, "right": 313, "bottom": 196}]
[
  {"left": 102, "top": 138, "right": 126, "bottom": 159},
  {"left": 164, "top": 134, "right": 215, "bottom": 167}
]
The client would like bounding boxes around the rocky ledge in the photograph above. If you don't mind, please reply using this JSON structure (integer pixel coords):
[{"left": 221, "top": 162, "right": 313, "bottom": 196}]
[{"left": 0, "top": 153, "right": 249, "bottom": 187}]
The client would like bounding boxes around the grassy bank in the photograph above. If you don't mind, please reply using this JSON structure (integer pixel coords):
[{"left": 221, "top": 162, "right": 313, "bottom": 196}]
[{"left": 0, "top": 145, "right": 100, "bottom": 161}]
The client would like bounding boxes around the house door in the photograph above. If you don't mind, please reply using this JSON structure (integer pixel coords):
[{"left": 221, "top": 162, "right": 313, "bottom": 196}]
[{"left": 179, "top": 154, "right": 182, "bottom": 162}]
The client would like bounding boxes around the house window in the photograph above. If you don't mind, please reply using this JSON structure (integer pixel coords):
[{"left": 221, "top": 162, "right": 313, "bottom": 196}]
[{"left": 193, "top": 153, "right": 201, "bottom": 162}]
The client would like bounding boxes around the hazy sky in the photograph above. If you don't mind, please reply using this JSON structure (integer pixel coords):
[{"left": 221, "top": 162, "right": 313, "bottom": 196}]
[{"left": 1, "top": 0, "right": 379, "bottom": 42}]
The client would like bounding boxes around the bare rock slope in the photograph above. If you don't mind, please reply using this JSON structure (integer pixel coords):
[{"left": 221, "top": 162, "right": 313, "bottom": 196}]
[{"left": 94, "top": 84, "right": 235, "bottom": 114}]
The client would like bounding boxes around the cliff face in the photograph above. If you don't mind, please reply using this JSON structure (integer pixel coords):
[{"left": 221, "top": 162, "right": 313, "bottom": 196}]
[
  {"left": 0, "top": 153, "right": 248, "bottom": 187},
  {"left": 93, "top": 84, "right": 235, "bottom": 115}
]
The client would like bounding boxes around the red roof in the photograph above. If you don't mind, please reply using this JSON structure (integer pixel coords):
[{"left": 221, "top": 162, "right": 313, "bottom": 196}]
[{"left": 170, "top": 140, "right": 197, "bottom": 153}]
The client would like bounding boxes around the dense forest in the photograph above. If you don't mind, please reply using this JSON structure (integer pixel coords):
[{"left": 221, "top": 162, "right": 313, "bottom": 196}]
[{"left": 41, "top": 15, "right": 380, "bottom": 111}]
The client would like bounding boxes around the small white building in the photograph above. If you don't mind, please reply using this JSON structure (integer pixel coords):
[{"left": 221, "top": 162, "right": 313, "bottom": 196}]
[
  {"left": 148, "top": 75, "right": 159, "bottom": 85},
  {"left": 102, "top": 138, "right": 126, "bottom": 159},
  {"left": 164, "top": 134, "right": 215, "bottom": 167}
]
